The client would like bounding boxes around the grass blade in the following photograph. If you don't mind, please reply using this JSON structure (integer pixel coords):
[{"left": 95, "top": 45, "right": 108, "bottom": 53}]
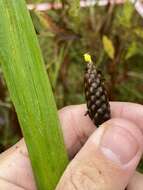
[{"left": 0, "top": 1, "right": 69, "bottom": 189}]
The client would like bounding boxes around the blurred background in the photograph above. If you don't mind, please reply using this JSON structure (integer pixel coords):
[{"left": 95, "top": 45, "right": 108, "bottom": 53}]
[{"left": 0, "top": 0, "right": 143, "bottom": 152}]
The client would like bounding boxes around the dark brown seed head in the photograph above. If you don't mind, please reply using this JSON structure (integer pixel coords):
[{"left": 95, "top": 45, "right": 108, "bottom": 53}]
[{"left": 84, "top": 61, "right": 111, "bottom": 127}]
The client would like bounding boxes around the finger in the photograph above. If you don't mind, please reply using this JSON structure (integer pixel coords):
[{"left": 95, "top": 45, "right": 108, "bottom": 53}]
[
  {"left": 56, "top": 118, "right": 143, "bottom": 190},
  {"left": 1, "top": 102, "right": 143, "bottom": 159},
  {"left": 111, "top": 102, "right": 143, "bottom": 132},
  {"left": 61, "top": 102, "right": 143, "bottom": 135},
  {"left": 6, "top": 102, "right": 143, "bottom": 159},
  {"left": 0, "top": 178, "right": 25, "bottom": 190},
  {"left": 60, "top": 102, "right": 143, "bottom": 156},
  {"left": 127, "top": 171, "right": 143, "bottom": 190},
  {"left": 0, "top": 139, "right": 36, "bottom": 190},
  {"left": 59, "top": 104, "right": 95, "bottom": 157}
]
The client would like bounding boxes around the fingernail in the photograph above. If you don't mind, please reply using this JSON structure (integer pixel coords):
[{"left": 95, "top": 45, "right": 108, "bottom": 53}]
[{"left": 100, "top": 123, "right": 139, "bottom": 165}]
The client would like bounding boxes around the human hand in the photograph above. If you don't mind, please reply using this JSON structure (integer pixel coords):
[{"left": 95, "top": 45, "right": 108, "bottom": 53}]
[{"left": 0, "top": 102, "right": 143, "bottom": 190}]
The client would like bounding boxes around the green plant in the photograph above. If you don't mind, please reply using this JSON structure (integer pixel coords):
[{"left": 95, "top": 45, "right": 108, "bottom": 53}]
[{"left": 0, "top": 0, "right": 68, "bottom": 189}]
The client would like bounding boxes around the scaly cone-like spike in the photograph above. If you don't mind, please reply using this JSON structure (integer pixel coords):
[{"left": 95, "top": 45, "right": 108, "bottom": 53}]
[{"left": 84, "top": 53, "right": 111, "bottom": 127}]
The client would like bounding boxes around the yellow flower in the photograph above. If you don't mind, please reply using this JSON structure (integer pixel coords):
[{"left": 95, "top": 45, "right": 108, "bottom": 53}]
[{"left": 84, "top": 53, "right": 92, "bottom": 62}]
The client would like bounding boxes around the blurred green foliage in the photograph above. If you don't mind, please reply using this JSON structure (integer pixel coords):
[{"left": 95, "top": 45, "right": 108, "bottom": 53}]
[{"left": 0, "top": 0, "right": 143, "bottom": 151}]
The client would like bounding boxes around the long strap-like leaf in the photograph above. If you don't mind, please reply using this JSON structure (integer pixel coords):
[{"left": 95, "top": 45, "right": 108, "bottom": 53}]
[{"left": 0, "top": 1, "right": 69, "bottom": 189}]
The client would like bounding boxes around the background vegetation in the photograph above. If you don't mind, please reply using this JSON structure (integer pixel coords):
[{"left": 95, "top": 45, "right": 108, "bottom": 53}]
[{"left": 0, "top": 0, "right": 143, "bottom": 152}]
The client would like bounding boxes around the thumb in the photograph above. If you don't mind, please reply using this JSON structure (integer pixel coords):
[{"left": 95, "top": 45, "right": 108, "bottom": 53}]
[{"left": 56, "top": 118, "right": 143, "bottom": 190}]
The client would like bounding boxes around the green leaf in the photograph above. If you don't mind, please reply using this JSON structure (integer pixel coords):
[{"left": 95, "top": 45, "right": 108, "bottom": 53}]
[
  {"left": 102, "top": 35, "right": 115, "bottom": 59},
  {"left": 116, "top": 1, "right": 134, "bottom": 28},
  {"left": 125, "top": 42, "right": 139, "bottom": 60},
  {"left": 68, "top": 0, "right": 80, "bottom": 18},
  {"left": 0, "top": 1, "right": 69, "bottom": 190},
  {"left": 134, "top": 28, "right": 143, "bottom": 39},
  {"left": 137, "top": 159, "right": 143, "bottom": 173},
  {"left": 125, "top": 42, "right": 143, "bottom": 60}
]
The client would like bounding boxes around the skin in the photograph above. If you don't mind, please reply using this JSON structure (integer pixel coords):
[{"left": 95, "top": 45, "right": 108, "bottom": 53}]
[{"left": 0, "top": 102, "right": 143, "bottom": 190}]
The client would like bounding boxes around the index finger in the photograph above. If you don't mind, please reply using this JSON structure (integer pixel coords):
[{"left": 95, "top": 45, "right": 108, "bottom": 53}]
[
  {"left": 110, "top": 102, "right": 143, "bottom": 133},
  {"left": 59, "top": 102, "right": 143, "bottom": 157}
]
